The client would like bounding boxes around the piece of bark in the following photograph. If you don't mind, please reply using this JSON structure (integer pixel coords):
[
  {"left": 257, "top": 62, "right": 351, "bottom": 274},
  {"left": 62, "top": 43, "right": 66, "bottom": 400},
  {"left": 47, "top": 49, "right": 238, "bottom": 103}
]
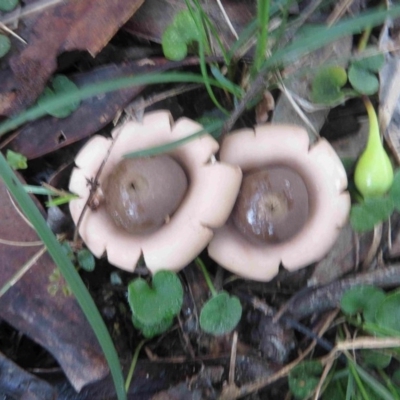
[
  {"left": 0, "top": 351, "right": 57, "bottom": 400},
  {"left": 6, "top": 57, "right": 204, "bottom": 159},
  {"left": 55, "top": 356, "right": 276, "bottom": 400},
  {"left": 0, "top": 176, "right": 108, "bottom": 391}
]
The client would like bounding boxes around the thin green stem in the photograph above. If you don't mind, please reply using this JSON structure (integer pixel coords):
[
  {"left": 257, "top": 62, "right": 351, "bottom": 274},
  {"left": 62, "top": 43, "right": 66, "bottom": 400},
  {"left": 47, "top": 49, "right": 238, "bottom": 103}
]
[
  {"left": 358, "top": 26, "right": 372, "bottom": 52},
  {"left": 0, "top": 72, "right": 231, "bottom": 137},
  {"left": 252, "top": 0, "right": 270, "bottom": 75},
  {"left": 23, "top": 185, "right": 58, "bottom": 196},
  {"left": 195, "top": 257, "right": 217, "bottom": 297},
  {"left": 125, "top": 339, "right": 147, "bottom": 393},
  {"left": 347, "top": 359, "right": 371, "bottom": 400},
  {"left": 378, "top": 368, "right": 400, "bottom": 400}
]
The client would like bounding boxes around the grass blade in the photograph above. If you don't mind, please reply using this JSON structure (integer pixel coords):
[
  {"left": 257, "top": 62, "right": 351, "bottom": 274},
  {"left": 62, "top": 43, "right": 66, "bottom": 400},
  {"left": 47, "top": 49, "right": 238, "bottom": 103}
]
[
  {"left": 264, "top": 6, "right": 400, "bottom": 70},
  {"left": 0, "top": 71, "right": 232, "bottom": 137},
  {"left": 0, "top": 154, "right": 126, "bottom": 400},
  {"left": 123, "top": 119, "right": 224, "bottom": 159},
  {"left": 354, "top": 362, "right": 396, "bottom": 400}
]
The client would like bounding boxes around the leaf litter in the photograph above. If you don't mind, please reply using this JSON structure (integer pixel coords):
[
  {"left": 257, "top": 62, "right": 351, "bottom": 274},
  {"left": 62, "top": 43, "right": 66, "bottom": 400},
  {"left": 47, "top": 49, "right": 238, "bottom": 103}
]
[{"left": 0, "top": 1, "right": 400, "bottom": 399}]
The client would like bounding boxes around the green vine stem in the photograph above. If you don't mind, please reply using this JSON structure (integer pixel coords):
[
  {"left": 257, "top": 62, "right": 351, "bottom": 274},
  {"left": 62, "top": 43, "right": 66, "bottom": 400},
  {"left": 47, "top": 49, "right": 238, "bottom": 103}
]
[
  {"left": 125, "top": 339, "right": 147, "bottom": 393},
  {"left": 195, "top": 257, "right": 218, "bottom": 298}
]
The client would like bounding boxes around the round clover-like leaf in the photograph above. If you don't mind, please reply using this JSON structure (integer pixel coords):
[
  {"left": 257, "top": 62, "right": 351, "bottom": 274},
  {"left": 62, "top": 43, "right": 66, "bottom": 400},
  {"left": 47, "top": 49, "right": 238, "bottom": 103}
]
[
  {"left": 341, "top": 285, "right": 385, "bottom": 318},
  {"left": 348, "top": 65, "right": 379, "bottom": 95},
  {"left": 132, "top": 313, "right": 173, "bottom": 339},
  {"left": 0, "top": 34, "right": 11, "bottom": 58},
  {"left": 162, "top": 10, "right": 200, "bottom": 61},
  {"left": 311, "top": 66, "right": 347, "bottom": 105},
  {"left": 128, "top": 270, "right": 183, "bottom": 328},
  {"left": 199, "top": 291, "right": 242, "bottom": 336},
  {"left": 38, "top": 74, "right": 80, "bottom": 118},
  {"left": 77, "top": 248, "right": 95, "bottom": 272},
  {"left": 375, "top": 290, "right": 400, "bottom": 333},
  {"left": 352, "top": 51, "right": 384, "bottom": 73},
  {"left": 289, "top": 361, "right": 323, "bottom": 399},
  {"left": 0, "top": 0, "right": 18, "bottom": 12},
  {"left": 350, "top": 197, "right": 394, "bottom": 232},
  {"left": 360, "top": 349, "right": 391, "bottom": 369},
  {"left": 363, "top": 290, "right": 386, "bottom": 323}
]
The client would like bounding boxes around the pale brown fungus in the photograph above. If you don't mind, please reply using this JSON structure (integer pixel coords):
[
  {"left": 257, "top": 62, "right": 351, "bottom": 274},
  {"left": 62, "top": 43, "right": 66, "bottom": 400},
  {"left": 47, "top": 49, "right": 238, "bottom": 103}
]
[{"left": 207, "top": 124, "right": 351, "bottom": 282}]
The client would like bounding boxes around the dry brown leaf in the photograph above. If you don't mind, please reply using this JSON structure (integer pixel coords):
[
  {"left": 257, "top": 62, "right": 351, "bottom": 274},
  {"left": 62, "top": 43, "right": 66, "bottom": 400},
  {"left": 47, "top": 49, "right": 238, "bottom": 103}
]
[
  {"left": 0, "top": 175, "right": 108, "bottom": 391},
  {"left": 124, "top": 0, "right": 255, "bottom": 55},
  {"left": 379, "top": 23, "right": 400, "bottom": 164},
  {"left": 0, "top": 0, "right": 144, "bottom": 115}
]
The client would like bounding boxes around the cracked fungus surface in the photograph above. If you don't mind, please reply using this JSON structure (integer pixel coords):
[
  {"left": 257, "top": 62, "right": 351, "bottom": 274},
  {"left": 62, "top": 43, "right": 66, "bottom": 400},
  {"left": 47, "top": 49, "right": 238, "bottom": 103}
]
[
  {"left": 69, "top": 110, "right": 242, "bottom": 273},
  {"left": 207, "top": 124, "right": 351, "bottom": 282}
]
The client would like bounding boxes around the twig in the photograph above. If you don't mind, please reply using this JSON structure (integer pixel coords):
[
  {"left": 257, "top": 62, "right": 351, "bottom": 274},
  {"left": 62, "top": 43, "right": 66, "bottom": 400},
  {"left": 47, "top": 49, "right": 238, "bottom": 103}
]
[
  {"left": 275, "top": 264, "right": 400, "bottom": 322},
  {"left": 72, "top": 128, "right": 122, "bottom": 243},
  {"left": 215, "top": 0, "right": 238, "bottom": 39},
  {"left": 0, "top": 0, "right": 64, "bottom": 25},
  {"left": 0, "top": 238, "right": 42, "bottom": 246},
  {"left": 0, "top": 22, "right": 27, "bottom": 44},
  {"left": 229, "top": 331, "right": 238, "bottom": 386},
  {"left": 219, "top": 310, "right": 338, "bottom": 399},
  {"left": 0, "top": 246, "right": 47, "bottom": 298}
]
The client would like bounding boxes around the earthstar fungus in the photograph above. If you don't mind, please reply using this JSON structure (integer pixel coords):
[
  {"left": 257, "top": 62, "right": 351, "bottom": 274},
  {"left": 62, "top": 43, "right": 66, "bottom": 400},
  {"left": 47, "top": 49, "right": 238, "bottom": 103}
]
[
  {"left": 207, "top": 124, "right": 351, "bottom": 282},
  {"left": 69, "top": 111, "right": 242, "bottom": 273}
]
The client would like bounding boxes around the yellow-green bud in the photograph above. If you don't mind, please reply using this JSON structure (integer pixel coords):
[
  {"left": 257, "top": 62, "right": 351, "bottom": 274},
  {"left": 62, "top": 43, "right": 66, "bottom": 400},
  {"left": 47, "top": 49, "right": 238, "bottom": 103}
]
[{"left": 354, "top": 97, "right": 393, "bottom": 198}]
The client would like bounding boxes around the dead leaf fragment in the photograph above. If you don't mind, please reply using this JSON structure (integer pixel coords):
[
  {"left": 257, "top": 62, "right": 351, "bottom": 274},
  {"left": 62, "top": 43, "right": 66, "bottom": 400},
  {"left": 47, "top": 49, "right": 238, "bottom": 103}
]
[
  {"left": 0, "top": 0, "right": 145, "bottom": 115},
  {"left": 0, "top": 175, "right": 108, "bottom": 391},
  {"left": 124, "top": 0, "right": 255, "bottom": 55}
]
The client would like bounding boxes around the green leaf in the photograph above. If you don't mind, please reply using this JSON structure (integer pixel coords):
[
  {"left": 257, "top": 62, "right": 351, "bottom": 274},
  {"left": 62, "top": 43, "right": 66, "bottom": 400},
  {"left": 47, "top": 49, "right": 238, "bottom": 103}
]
[
  {"left": 38, "top": 75, "right": 80, "bottom": 118},
  {"left": 340, "top": 285, "right": 385, "bottom": 317},
  {"left": 162, "top": 10, "right": 200, "bottom": 61},
  {"left": 61, "top": 242, "right": 74, "bottom": 259},
  {"left": 348, "top": 65, "right": 379, "bottom": 95},
  {"left": 77, "top": 248, "right": 95, "bottom": 272},
  {"left": 6, "top": 150, "right": 27, "bottom": 170},
  {"left": 132, "top": 313, "right": 173, "bottom": 339},
  {"left": 127, "top": 270, "right": 183, "bottom": 333},
  {"left": 322, "top": 375, "right": 348, "bottom": 400},
  {"left": 199, "top": 291, "right": 242, "bottom": 336},
  {"left": 0, "top": 0, "right": 18, "bottom": 12},
  {"left": 289, "top": 360, "right": 323, "bottom": 399},
  {"left": 392, "top": 370, "right": 400, "bottom": 387},
  {"left": 389, "top": 169, "right": 400, "bottom": 211},
  {"left": 352, "top": 51, "right": 385, "bottom": 72},
  {"left": 375, "top": 290, "right": 400, "bottom": 333},
  {"left": 363, "top": 290, "right": 386, "bottom": 323},
  {"left": 311, "top": 66, "right": 347, "bottom": 104},
  {"left": 360, "top": 349, "right": 391, "bottom": 369},
  {"left": 350, "top": 197, "right": 394, "bottom": 232},
  {"left": 0, "top": 34, "right": 11, "bottom": 58}
]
